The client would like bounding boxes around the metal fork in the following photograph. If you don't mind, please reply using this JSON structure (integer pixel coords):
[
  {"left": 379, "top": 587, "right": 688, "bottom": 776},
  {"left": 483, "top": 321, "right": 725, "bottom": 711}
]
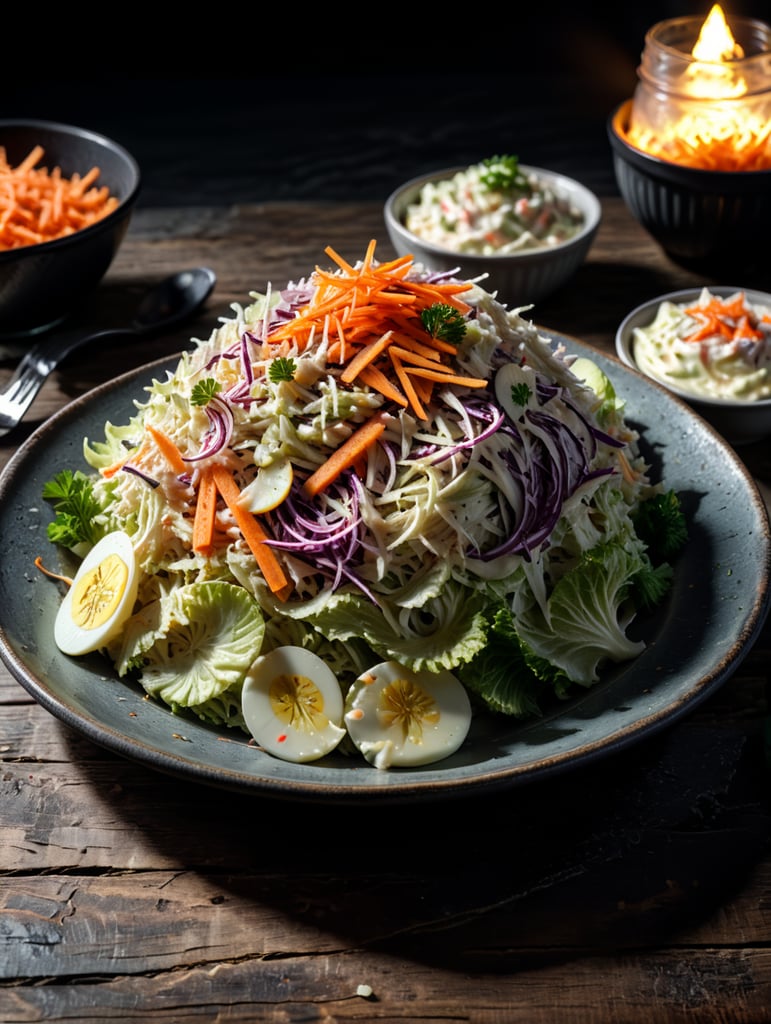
[{"left": 0, "top": 328, "right": 128, "bottom": 438}]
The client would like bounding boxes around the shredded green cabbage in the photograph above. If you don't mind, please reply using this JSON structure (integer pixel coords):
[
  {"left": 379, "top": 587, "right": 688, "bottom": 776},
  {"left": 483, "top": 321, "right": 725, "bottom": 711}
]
[{"left": 43, "top": 248, "right": 686, "bottom": 735}]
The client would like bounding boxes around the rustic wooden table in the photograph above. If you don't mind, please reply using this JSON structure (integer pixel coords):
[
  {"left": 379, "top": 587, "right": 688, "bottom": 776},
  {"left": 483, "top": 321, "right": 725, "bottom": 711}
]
[{"left": 2, "top": 198, "right": 770, "bottom": 1023}]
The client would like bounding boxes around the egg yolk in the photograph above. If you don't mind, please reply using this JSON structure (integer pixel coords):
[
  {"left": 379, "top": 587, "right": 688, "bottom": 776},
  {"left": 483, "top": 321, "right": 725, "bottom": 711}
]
[
  {"left": 70, "top": 553, "right": 130, "bottom": 631},
  {"left": 378, "top": 676, "right": 441, "bottom": 742},
  {"left": 269, "top": 673, "right": 331, "bottom": 733}
]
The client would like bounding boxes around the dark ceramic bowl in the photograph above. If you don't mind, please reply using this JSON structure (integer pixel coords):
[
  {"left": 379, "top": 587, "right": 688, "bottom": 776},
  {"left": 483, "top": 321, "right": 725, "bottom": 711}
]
[
  {"left": 0, "top": 119, "right": 141, "bottom": 339},
  {"left": 608, "top": 100, "right": 771, "bottom": 271}
]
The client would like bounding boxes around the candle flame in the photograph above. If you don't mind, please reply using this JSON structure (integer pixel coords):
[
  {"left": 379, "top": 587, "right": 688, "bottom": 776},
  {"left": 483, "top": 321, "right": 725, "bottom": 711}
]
[
  {"left": 685, "top": 5, "right": 746, "bottom": 99},
  {"left": 626, "top": 5, "right": 771, "bottom": 171},
  {"left": 692, "top": 4, "right": 744, "bottom": 62}
]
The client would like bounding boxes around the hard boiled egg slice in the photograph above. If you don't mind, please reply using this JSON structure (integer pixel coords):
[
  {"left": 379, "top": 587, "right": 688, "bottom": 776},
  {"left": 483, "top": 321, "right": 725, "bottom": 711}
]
[
  {"left": 241, "top": 646, "right": 346, "bottom": 763},
  {"left": 344, "top": 661, "right": 472, "bottom": 769},
  {"left": 54, "top": 531, "right": 139, "bottom": 657}
]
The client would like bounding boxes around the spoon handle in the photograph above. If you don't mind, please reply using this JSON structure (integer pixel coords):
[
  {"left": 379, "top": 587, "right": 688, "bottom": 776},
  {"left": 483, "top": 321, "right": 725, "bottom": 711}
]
[{"left": 0, "top": 328, "right": 130, "bottom": 438}]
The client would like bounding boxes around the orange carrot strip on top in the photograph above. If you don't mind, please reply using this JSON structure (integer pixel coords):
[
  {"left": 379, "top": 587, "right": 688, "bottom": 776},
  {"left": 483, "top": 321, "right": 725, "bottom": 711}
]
[
  {"left": 146, "top": 424, "right": 187, "bottom": 474},
  {"left": 367, "top": 253, "right": 416, "bottom": 275},
  {"left": 733, "top": 315, "right": 764, "bottom": 341},
  {"left": 264, "top": 240, "right": 481, "bottom": 420},
  {"left": 324, "top": 238, "right": 380, "bottom": 277},
  {"left": 388, "top": 345, "right": 487, "bottom": 409},
  {"left": 324, "top": 243, "right": 358, "bottom": 276},
  {"left": 398, "top": 279, "right": 473, "bottom": 314},
  {"left": 388, "top": 344, "right": 448, "bottom": 372},
  {"left": 390, "top": 355, "right": 427, "bottom": 421},
  {"left": 0, "top": 145, "right": 119, "bottom": 251},
  {"left": 357, "top": 365, "right": 408, "bottom": 407},
  {"left": 360, "top": 237, "right": 378, "bottom": 271},
  {"left": 192, "top": 466, "right": 219, "bottom": 556},
  {"left": 408, "top": 372, "right": 434, "bottom": 408},
  {"left": 301, "top": 413, "right": 389, "bottom": 499},
  {"left": 340, "top": 331, "right": 395, "bottom": 383},
  {"left": 209, "top": 463, "right": 291, "bottom": 599},
  {"left": 390, "top": 334, "right": 444, "bottom": 361},
  {"left": 386, "top": 311, "right": 459, "bottom": 354},
  {"left": 268, "top": 241, "right": 468, "bottom": 344},
  {"left": 682, "top": 292, "right": 767, "bottom": 344},
  {"left": 406, "top": 366, "right": 490, "bottom": 388},
  {"left": 685, "top": 295, "right": 746, "bottom": 321}
]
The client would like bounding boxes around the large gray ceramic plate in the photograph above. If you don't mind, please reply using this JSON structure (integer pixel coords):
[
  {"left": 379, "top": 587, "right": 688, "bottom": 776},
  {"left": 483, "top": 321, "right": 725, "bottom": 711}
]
[{"left": 1, "top": 337, "right": 769, "bottom": 804}]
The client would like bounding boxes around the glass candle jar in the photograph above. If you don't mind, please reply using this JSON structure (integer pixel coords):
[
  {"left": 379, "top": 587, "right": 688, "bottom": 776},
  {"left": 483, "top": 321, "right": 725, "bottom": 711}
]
[{"left": 627, "top": 11, "right": 771, "bottom": 171}]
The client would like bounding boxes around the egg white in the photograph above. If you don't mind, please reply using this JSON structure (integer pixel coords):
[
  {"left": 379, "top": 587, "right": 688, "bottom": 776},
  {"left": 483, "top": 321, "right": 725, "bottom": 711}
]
[
  {"left": 54, "top": 531, "right": 139, "bottom": 657},
  {"left": 241, "top": 646, "right": 346, "bottom": 763},
  {"left": 344, "top": 660, "right": 472, "bottom": 769}
]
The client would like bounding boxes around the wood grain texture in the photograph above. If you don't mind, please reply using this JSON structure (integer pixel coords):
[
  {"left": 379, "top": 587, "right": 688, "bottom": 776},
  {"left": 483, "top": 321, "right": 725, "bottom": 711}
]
[{"left": 1, "top": 199, "right": 770, "bottom": 1023}]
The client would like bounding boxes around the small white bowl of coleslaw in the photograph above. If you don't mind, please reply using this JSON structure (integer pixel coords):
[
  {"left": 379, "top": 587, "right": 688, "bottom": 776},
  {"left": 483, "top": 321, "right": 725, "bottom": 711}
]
[
  {"left": 615, "top": 286, "right": 771, "bottom": 445},
  {"left": 384, "top": 157, "right": 601, "bottom": 308}
]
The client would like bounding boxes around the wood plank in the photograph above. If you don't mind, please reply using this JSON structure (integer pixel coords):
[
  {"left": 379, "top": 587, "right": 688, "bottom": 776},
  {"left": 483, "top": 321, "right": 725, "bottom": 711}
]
[
  {"left": 1, "top": 948, "right": 770, "bottom": 1023},
  {"left": 2, "top": 704, "right": 768, "bottom": 947},
  {"left": 0, "top": 704, "right": 108, "bottom": 762},
  {"left": 2, "top": 860, "right": 771, "bottom": 981},
  {"left": 0, "top": 675, "right": 33, "bottom": 705}
]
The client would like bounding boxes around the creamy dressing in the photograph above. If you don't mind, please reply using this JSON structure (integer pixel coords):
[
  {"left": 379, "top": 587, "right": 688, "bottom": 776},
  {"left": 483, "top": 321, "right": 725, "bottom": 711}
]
[
  {"left": 632, "top": 289, "right": 771, "bottom": 401},
  {"left": 405, "top": 157, "right": 585, "bottom": 256}
]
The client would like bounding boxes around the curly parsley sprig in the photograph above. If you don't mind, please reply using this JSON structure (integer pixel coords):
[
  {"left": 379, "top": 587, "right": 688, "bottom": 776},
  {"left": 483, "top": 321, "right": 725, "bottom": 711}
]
[
  {"left": 480, "top": 154, "right": 530, "bottom": 193},
  {"left": 420, "top": 303, "right": 467, "bottom": 346}
]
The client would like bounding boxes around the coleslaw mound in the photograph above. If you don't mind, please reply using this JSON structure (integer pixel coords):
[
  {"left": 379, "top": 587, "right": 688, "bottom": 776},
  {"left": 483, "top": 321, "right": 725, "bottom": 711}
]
[
  {"left": 632, "top": 288, "right": 771, "bottom": 402},
  {"left": 43, "top": 242, "right": 685, "bottom": 757},
  {"left": 404, "top": 155, "right": 586, "bottom": 255}
]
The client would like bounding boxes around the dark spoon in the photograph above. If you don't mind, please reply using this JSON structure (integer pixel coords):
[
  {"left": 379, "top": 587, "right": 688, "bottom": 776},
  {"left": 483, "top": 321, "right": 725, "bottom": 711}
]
[{"left": 0, "top": 267, "right": 216, "bottom": 438}]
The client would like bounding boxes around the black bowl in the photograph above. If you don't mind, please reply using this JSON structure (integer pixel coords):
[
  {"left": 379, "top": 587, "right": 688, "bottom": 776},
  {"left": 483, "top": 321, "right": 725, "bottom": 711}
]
[
  {"left": 0, "top": 119, "right": 141, "bottom": 338},
  {"left": 608, "top": 100, "right": 771, "bottom": 272}
]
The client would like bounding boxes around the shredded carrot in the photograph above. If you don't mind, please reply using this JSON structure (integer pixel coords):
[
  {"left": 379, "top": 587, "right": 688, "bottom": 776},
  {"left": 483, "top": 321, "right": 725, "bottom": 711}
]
[
  {"left": 265, "top": 239, "right": 485, "bottom": 420},
  {"left": 683, "top": 293, "right": 765, "bottom": 344},
  {"left": 408, "top": 372, "right": 434, "bottom": 408},
  {"left": 682, "top": 313, "right": 732, "bottom": 343},
  {"left": 340, "top": 330, "right": 395, "bottom": 383},
  {"left": 100, "top": 454, "right": 133, "bottom": 479},
  {"left": 686, "top": 294, "right": 745, "bottom": 321},
  {"left": 209, "top": 463, "right": 291, "bottom": 599},
  {"left": 387, "top": 328, "right": 453, "bottom": 358},
  {"left": 0, "top": 145, "right": 119, "bottom": 251},
  {"left": 405, "top": 366, "right": 490, "bottom": 388},
  {"left": 357, "top": 365, "right": 408, "bottom": 407},
  {"left": 99, "top": 425, "right": 183, "bottom": 480},
  {"left": 192, "top": 466, "right": 219, "bottom": 556},
  {"left": 390, "top": 354, "right": 428, "bottom": 420},
  {"left": 301, "top": 413, "right": 389, "bottom": 499},
  {"left": 146, "top": 424, "right": 187, "bottom": 474},
  {"left": 627, "top": 123, "right": 771, "bottom": 172},
  {"left": 733, "top": 315, "right": 764, "bottom": 341}
]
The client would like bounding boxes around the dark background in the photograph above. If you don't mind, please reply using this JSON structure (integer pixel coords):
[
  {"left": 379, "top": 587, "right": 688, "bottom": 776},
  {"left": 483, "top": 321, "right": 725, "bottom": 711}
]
[{"left": 5, "top": 1, "right": 761, "bottom": 208}]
